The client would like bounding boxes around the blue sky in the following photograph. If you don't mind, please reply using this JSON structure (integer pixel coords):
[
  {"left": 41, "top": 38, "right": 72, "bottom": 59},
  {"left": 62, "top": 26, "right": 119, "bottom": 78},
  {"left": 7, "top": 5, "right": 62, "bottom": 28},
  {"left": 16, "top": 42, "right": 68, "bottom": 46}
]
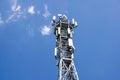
[{"left": 0, "top": 0, "right": 120, "bottom": 80}]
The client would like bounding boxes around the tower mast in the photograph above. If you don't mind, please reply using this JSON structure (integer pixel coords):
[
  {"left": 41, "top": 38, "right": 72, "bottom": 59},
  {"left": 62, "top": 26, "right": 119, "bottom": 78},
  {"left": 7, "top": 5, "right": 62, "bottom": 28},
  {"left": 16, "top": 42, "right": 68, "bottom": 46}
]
[{"left": 52, "top": 14, "right": 79, "bottom": 80}]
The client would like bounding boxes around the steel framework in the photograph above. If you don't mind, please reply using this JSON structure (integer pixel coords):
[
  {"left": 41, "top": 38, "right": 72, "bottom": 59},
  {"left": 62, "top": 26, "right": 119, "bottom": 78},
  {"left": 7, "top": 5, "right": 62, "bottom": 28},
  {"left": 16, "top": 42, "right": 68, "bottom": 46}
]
[{"left": 51, "top": 14, "right": 79, "bottom": 80}]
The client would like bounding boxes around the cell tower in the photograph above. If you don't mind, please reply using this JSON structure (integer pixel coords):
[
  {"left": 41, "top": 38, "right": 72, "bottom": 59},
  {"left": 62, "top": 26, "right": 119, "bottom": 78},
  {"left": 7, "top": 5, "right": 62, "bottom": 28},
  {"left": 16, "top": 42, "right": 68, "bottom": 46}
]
[{"left": 51, "top": 14, "right": 79, "bottom": 80}]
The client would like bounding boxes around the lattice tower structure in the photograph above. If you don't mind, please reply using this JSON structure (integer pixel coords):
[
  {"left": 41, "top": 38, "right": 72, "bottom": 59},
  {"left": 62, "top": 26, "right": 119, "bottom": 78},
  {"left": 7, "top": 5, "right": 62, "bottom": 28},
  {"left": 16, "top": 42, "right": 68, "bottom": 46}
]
[{"left": 51, "top": 14, "right": 79, "bottom": 80}]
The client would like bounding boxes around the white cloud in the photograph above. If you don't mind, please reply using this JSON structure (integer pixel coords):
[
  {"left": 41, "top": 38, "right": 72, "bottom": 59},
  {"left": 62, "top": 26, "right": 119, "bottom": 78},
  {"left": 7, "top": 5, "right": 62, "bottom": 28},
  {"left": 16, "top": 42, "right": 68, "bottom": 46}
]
[
  {"left": 41, "top": 25, "right": 51, "bottom": 35},
  {"left": 28, "top": 6, "right": 35, "bottom": 14},
  {"left": 43, "top": 4, "right": 51, "bottom": 18}
]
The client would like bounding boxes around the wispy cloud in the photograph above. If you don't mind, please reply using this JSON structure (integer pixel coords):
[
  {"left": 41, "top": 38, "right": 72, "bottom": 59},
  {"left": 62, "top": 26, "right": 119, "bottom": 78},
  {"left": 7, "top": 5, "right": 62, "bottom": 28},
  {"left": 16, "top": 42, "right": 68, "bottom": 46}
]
[
  {"left": 0, "top": 17, "right": 4, "bottom": 25},
  {"left": 6, "top": 14, "right": 15, "bottom": 22},
  {"left": 43, "top": 4, "right": 51, "bottom": 18},
  {"left": 5, "top": 1, "right": 51, "bottom": 24},
  {"left": 11, "top": 0, "right": 21, "bottom": 12},
  {"left": 6, "top": 7, "right": 23, "bottom": 23},
  {"left": 41, "top": 25, "right": 51, "bottom": 35},
  {"left": 26, "top": 26, "right": 35, "bottom": 37},
  {"left": 15, "top": 5, "right": 21, "bottom": 12},
  {"left": 28, "top": 6, "right": 35, "bottom": 14},
  {"left": 6, "top": 0, "right": 24, "bottom": 23},
  {"left": 11, "top": 0, "right": 17, "bottom": 12},
  {"left": 37, "top": 10, "right": 40, "bottom": 15}
]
